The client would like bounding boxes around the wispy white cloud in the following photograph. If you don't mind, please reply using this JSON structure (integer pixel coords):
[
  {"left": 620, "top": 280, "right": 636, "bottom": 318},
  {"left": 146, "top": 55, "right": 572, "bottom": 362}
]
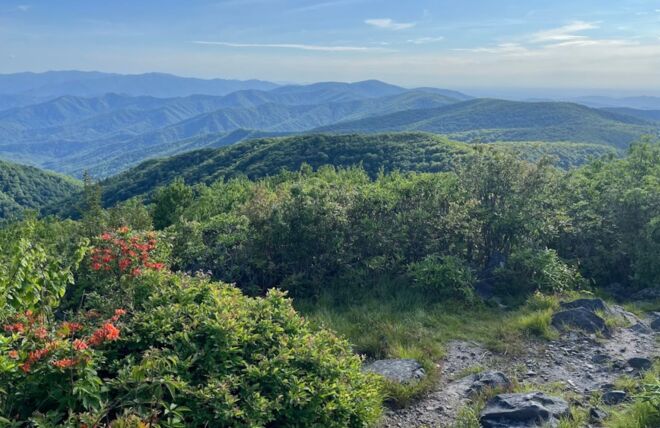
[
  {"left": 193, "top": 40, "right": 384, "bottom": 52},
  {"left": 365, "top": 18, "right": 415, "bottom": 30},
  {"left": 452, "top": 20, "right": 638, "bottom": 57},
  {"left": 545, "top": 39, "right": 635, "bottom": 48},
  {"left": 407, "top": 36, "right": 444, "bottom": 45},
  {"left": 453, "top": 43, "right": 532, "bottom": 55},
  {"left": 531, "top": 21, "right": 598, "bottom": 43},
  {"left": 16, "top": 4, "right": 31, "bottom": 12}
]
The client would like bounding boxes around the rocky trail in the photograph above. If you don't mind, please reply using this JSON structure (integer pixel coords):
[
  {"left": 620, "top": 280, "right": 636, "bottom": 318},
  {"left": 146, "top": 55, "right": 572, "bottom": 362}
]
[{"left": 366, "top": 299, "right": 659, "bottom": 427}]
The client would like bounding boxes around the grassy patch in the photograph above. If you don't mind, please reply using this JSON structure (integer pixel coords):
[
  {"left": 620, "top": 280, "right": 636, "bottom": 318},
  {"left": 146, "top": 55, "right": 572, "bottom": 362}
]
[
  {"left": 596, "top": 309, "right": 632, "bottom": 330},
  {"left": 381, "top": 367, "right": 440, "bottom": 409},
  {"left": 296, "top": 285, "right": 528, "bottom": 407},
  {"left": 605, "top": 362, "right": 660, "bottom": 428},
  {"left": 512, "top": 308, "right": 558, "bottom": 340},
  {"left": 298, "top": 288, "right": 525, "bottom": 365},
  {"left": 623, "top": 299, "right": 660, "bottom": 315}
]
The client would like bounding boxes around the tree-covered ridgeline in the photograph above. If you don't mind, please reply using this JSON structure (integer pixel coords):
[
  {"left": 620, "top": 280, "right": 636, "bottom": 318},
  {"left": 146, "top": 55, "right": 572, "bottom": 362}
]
[{"left": 48, "top": 132, "right": 617, "bottom": 213}]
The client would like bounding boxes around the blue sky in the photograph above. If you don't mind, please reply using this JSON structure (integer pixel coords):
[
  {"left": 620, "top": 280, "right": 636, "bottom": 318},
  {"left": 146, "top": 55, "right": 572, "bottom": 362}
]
[{"left": 1, "top": 0, "right": 660, "bottom": 94}]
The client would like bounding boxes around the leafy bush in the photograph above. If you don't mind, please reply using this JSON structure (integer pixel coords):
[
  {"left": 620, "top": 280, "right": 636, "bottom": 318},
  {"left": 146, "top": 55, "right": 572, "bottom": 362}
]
[
  {"left": 117, "top": 272, "right": 382, "bottom": 427},
  {"left": 1, "top": 228, "right": 382, "bottom": 426},
  {"left": 407, "top": 255, "right": 475, "bottom": 300},
  {"left": 495, "top": 248, "right": 585, "bottom": 297}
]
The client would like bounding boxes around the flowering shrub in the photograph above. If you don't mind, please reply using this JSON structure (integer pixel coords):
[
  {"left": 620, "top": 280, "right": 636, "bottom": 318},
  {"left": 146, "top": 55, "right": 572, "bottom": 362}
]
[
  {"left": 0, "top": 308, "right": 127, "bottom": 425},
  {"left": 2, "top": 309, "right": 124, "bottom": 374},
  {"left": 90, "top": 227, "right": 167, "bottom": 278},
  {"left": 2, "top": 228, "right": 382, "bottom": 427}
]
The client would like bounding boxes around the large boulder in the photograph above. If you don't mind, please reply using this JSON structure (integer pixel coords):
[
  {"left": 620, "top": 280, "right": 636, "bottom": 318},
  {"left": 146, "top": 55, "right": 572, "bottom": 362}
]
[
  {"left": 627, "top": 357, "right": 652, "bottom": 371},
  {"left": 551, "top": 308, "right": 610, "bottom": 335},
  {"left": 651, "top": 317, "right": 660, "bottom": 332},
  {"left": 560, "top": 298, "right": 608, "bottom": 313},
  {"left": 362, "top": 359, "right": 425, "bottom": 384},
  {"left": 480, "top": 392, "right": 570, "bottom": 428},
  {"left": 467, "top": 371, "right": 511, "bottom": 396}
]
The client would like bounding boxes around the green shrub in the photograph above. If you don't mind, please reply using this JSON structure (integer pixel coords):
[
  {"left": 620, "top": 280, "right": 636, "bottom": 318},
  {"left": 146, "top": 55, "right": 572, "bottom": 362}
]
[
  {"left": 408, "top": 255, "right": 475, "bottom": 300},
  {"left": 1, "top": 230, "right": 382, "bottom": 427},
  {"left": 496, "top": 248, "right": 585, "bottom": 297},
  {"left": 117, "top": 272, "right": 383, "bottom": 427}
]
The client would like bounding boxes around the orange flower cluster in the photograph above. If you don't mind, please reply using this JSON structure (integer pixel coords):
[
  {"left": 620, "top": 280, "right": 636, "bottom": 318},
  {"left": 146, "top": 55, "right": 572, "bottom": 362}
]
[
  {"left": 3, "top": 323, "right": 25, "bottom": 333},
  {"left": 4, "top": 308, "right": 126, "bottom": 373},
  {"left": 90, "top": 228, "right": 166, "bottom": 277},
  {"left": 52, "top": 358, "right": 77, "bottom": 369},
  {"left": 73, "top": 339, "right": 88, "bottom": 351},
  {"left": 88, "top": 322, "right": 121, "bottom": 346}
]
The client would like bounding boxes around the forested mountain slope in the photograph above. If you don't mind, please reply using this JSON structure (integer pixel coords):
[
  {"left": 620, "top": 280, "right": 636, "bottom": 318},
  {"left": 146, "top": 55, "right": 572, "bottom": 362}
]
[
  {"left": 0, "top": 159, "right": 80, "bottom": 219},
  {"left": 79, "top": 133, "right": 615, "bottom": 208},
  {"left": 316, "top": 99, "right": 658, "bottom": 147},
  {"left": 486, "top": 141, "right": 617, "bottom": 169},
  {"left": 601, "top": 107, "right": 660, "bottom": 123},
  {"left": 0, "top": 87, "right": 464, "bottom": 177},
  {"left": 97, "top": 133, "right": 471, "bottom": 206}
]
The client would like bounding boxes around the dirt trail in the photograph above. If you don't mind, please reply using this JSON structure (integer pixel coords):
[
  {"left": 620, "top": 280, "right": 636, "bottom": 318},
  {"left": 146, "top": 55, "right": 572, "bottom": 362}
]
[{"left": 380, "top": 309, "right": 659, "bottom": 428}]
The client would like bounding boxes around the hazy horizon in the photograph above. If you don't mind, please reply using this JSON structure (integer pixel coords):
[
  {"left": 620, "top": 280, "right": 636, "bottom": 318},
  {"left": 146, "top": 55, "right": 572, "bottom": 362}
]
[
  {"left": 3, "top": 69, "right": 660, "bottom": 100},
  {"left": 2, "top": 0, "right": 660, "bottom": 95}
]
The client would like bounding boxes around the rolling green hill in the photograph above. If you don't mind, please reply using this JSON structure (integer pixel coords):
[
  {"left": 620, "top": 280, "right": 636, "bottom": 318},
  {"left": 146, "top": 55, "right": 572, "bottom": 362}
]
[
  {"left": 601, "top": 107, "right": 660, "bottom": 123},
  {"left": 68, "top": 133, "right": 617, "bottom": 209},
  {"left": 96, "top": 133, "right": 472, "bottom": 206},
  {"left": 0, "top": 159, "right": 81, "bottom": 220},
  {"left": 485, "top": 141, "right": 618, "bottom": 169},
  {"left": 316, "top": 99, "right": 659, "bottom": 148}
]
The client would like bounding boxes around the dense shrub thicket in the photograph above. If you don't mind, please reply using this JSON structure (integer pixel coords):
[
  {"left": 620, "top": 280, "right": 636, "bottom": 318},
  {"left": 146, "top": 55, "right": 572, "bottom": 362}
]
[{"left": 153, "top": 142, "right": 659, "bottom": 299}]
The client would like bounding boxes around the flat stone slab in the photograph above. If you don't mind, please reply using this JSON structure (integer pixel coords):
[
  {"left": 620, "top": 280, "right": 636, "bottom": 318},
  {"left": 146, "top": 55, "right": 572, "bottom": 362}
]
[
  {"left": 551, "top": 308, "right": 610, "bottom": 335},
  {"left": 467, "top": 370, "right": 511, "bottom": 397},
  {"left": 362, "top": 359, "right": 425, "bottom": 384},
  {"left": 480, "top": 392, "right": 569, "bottom": 428}
]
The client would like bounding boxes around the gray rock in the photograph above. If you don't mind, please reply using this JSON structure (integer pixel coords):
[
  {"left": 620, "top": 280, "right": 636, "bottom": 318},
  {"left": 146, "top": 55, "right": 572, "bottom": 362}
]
[
  {"left": 362, "top": 359, "right": 425, "bottom": 384},
  {"left": 602, "top": 390, "right": 627, "bottom": 405},
  {"left": 589, "top": 407, "right": 608, "bottom": 422},
  {"left": 467, "top": 371, "right": 511, "bottom": 396},
  {"left": 650, "top": 317, "right": 660, "bottom": 332},
  {"left": 630, "top": 322, "right": 653, "bottom": 335},
  {"left": 551, "top": 308, "right": 610, "bottom": 335},
  {"left": 631, "top": 288, "right": 660, "bottom": 301},
  {"left": 609, "top": 304, "right": 641, "bottom": 324},
  {"left": 560, "top": 298, "right": 609, "bottom": 313},
  {"left": 627, "top": 357, "right": 652, "bottom": 371},
  {"left": 479, "top": 392, "right": 569, "bottom": 428},
  {"left": 592, "top": 354, "right": 610, "bottom": 364}
]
